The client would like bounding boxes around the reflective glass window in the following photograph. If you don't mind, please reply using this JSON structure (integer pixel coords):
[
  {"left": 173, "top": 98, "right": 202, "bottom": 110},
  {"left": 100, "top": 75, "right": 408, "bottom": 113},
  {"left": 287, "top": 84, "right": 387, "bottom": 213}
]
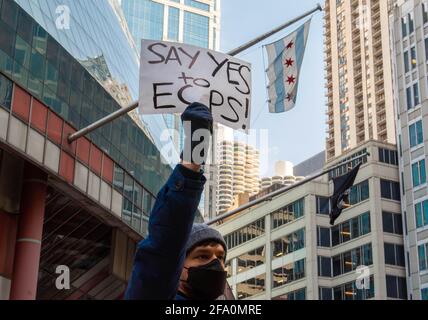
[
  {"left": 183, "top": 11, "right": 209, "bottom": 48},
  {"left": 0, "top": 73, "right": 12, "bottom": 109}
]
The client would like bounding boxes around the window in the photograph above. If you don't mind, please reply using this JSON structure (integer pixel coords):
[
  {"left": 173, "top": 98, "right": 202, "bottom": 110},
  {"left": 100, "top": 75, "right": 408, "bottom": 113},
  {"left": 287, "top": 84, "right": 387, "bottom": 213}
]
[
  {"left": 122, "top": 0, "right": 164, "bottom": 44},
  {"left": 224, "top": 218, "right": 265, "bottom": 249},
  {"left": 332, "top": 244, "right": 373, "bottom": 277},
  {"left": 386, "top": 275, "right": 407, "bottom": 299},
  {"left": 412, "top": 159, "right": 426, "bottom": 187},
  {"left": 414, "top": 83, "right": 420, "bottom": 105},
  {"left": 319, "top": 287, "right": 333, "bottom": 300},
  {"left": 406, "top": 83, "right": 420, "bottom": 109},
  {"left": 380, "top": 179, "right": 401, "bottom": 201},
  {"left": 271, "top": 198, "right": 304, "bottom": 229},
  {"left": 184, "top": 0, "right": 210, "bottom": 11},
  {"left": 409, "top": 120, "right": 424, "bottom": 148},
  {"left": 378, "top": 148, "right": 398, "bottom": 165},
  {"left": 407, "top": 87, "right": 413, "bottom": 109},
  {"left": 423, "top": 2, "right": 428, "bottom": 24},
  {"left": 328, "top": 150, "right": 368, "bottom": 179},
  {"left": 318, "top": 256, "right": 332, "bottom": 277},
  {"left": 183, "top": 11, "right": 209, "bottom": 48},
  {"left": 167, "top": 7, "right": 179, "bottom": 41},
  {"left": 272, "top": 228, "right": 305, "bottom": 257},
  {"left": 409, "top": 13, "right": 415, "bottom": 33},
  {"left": 237, "top": 274, "right": 265, "bottom": 299},
  {"left": 362, "top": 243, "right": 373, "bottom": 265},
  {"left": 418, "top": 242, "right": 428, "bottom": 271},
  {"left": 382, "top": 211, "right": 403, "bottom": 235},
  {"left": 1, "top": 0, "right": 18, "bottom": 30},
  {"left": 331, "top": 212, "right": 371, "bottom": 246},
  {"left": 272, "top": 259, "right": 306, "bottom": 288},
  {"left": 415, "top": 200, "right": 428, "bottom": 228},
  {"left": 113, "top": 165, "right": 124, "bottom": 193},
  {"left": 317, "top": 226, "right": 331, "bottom": 247},
  {"left": 333, "top": 276, "right": 374, "bottom": 300},
  {"left": 316, "top": 196, "right": 330, "bottom": 215},
  {"left": 402, "top": 16, "right": 408, "bottom": 37},
  {"left": 273, "top": 288, "right": 306, "bottom": 300},
  {"left": 411, "top": 46, "right": 417, "bottom": 70},
  {"left": 225, "top": 261, "right": 232, "bottom": 277},
  {"left": 0, "top": 73, "right": 12, "bottom": 109},
  {"left": 425, "top": 38, "right": 428, "bottom": 62},
  {"left": 384, "top": 243, "right": 405, "bottom": 266},
  {"left": 237, "top": 246, "right": 265, "bottom": 274},
  {"left": 348, "top": 180, "right": 369, "bottom": 205},
  {"left": 404, "top": 50, "right": 410, "bottom": 73},
  {"left": 422, "top": 288, "right": 428, "bottom": 300}
]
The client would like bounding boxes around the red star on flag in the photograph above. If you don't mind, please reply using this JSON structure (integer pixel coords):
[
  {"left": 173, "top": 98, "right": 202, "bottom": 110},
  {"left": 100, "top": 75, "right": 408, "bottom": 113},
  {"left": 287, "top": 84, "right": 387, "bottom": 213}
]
[
  {"left": 286, "top": 41, "right": 294, "bottom": 49},
  {"left": 284, "top": 58, "right": 294, "bottom": 67},
  {"left": 286, "top": 93, "right": 293, "bottom": 101},
  {"left": 286, "top": 75, "right": 296, "bottom": 85}
]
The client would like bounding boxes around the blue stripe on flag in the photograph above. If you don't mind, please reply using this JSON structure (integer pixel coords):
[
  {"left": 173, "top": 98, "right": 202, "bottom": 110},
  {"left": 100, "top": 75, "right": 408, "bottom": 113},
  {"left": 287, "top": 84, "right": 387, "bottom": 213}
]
[
  {"left": 293, "top": 22, "right": 307, "bottom": 104},
  {"left": 295, "top": 24, "right": 306, "bottom": 68},
  {"left": 273, "top": 39, "right": 286, "bottom": 113}
]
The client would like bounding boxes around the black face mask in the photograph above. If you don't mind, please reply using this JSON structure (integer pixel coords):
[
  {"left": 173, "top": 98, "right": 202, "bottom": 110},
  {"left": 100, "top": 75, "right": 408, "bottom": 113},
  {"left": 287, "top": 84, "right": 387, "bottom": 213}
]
[{"left": 183, "top": 259, "right": 227, "bottom": 300}]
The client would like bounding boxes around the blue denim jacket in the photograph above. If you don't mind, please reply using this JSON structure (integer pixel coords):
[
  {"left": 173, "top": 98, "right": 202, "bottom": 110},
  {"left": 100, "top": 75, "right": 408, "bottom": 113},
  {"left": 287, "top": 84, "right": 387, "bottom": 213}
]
[{"left": 125, "top": 164, "right": 206, "bottom": 300}]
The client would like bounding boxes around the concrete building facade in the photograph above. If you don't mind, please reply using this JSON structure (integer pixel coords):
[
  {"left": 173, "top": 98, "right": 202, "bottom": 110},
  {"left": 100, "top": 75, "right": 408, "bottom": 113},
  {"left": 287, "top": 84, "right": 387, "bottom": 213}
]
[
  {"left": 215, "top": 141, "right": 407, "bottom": 300},
  {"left": 389, "top": 0, "right": 428, "bottom": 300}
]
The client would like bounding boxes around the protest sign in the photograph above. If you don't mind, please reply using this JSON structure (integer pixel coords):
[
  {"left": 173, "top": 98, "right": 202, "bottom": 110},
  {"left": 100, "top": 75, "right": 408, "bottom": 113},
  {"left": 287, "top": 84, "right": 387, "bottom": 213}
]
[{"left": 139, "top": 40, "right": 252, "bottom": 132}]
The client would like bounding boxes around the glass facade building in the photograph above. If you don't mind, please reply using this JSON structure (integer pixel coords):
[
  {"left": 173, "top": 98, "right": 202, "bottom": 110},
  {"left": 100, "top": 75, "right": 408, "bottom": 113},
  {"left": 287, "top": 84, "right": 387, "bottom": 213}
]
[
  {"left": 0, "top": 0, "right": 208, "bottom": 300},
  {"left": 121, "top": 0, "right": 219, "bottom": 51},
  {"left": 13, "top": 0, "right": 174, "bottom": 160},
  {"left": 121, "top": 0, "right": 221, "bottom": 219},
  {"left": 390, "top": 0, "right": 428, "bottom": 299},
  {"left": 0, "top": 0, "right": 195, "bottom": 235}
]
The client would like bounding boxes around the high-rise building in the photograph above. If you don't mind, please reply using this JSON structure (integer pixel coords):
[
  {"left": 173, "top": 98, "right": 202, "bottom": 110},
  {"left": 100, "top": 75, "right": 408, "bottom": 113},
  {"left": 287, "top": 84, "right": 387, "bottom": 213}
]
[
  {"left": 293, "top": 151, "right": 326, "bottom": 177},
  {"left": 215, "top": 141, "right": 406, "bottom": 300},
  {"left": 0, "top": 0, "right": 195, "bottom": 300},
  {"left": 389, "top": 0, "right": 428, "bottom": 300},
  {"left": 121, "top": 0, "right": 220, "bottom": 51},
  {"left": 260, "top": 160, "right": 305, "bottom": 191},
  {"left": 121, "top": 0, "right": 221, "bottom": 219},
  {"left": 324, "top": 0, "right": 396, "bottom": 161},
  {"left": 216, "top": 140, "right": 260, "bottom": 215}
]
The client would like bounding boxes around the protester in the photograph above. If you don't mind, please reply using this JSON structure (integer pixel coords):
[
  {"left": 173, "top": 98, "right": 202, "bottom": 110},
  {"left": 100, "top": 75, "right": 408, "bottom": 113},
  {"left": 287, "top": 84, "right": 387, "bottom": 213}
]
[{"left": 125, "top": 102, "right": 228, "bottom": 300}]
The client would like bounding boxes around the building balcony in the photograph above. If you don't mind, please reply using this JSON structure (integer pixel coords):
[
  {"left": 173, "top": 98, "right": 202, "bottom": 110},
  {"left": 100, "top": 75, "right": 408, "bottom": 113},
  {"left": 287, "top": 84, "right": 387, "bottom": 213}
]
[
  {"left": 355, "top": 99, "right": 364, "bottom": 108},
  {"left": 356, "top": 107, "right": 364, "bottom": 118}
]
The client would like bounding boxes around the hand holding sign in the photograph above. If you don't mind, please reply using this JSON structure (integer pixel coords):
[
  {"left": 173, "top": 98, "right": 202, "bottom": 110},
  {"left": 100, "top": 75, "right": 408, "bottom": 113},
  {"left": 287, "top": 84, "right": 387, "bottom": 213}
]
[{"left": 139, "top": 40, "right": 252, "bottom": 132}]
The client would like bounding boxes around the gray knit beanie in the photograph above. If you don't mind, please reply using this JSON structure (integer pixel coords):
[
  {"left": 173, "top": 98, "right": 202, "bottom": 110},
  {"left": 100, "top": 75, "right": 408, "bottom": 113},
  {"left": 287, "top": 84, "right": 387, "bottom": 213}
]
[{"left": 185, "top": 223, "right": 227, "bottom": 258}]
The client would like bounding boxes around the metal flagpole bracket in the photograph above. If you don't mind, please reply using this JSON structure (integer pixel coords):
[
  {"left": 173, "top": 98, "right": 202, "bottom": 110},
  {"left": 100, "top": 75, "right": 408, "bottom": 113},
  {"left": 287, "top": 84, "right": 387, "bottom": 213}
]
[{"left": 207, "top": 151, "right": 370, "bottom": 225}]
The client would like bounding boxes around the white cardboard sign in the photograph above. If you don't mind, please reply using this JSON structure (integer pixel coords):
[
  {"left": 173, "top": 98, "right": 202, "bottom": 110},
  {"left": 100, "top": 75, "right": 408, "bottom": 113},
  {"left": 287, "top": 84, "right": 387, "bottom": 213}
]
[{"left": 139, "top": 40, "right": 252, "bottom": 132}]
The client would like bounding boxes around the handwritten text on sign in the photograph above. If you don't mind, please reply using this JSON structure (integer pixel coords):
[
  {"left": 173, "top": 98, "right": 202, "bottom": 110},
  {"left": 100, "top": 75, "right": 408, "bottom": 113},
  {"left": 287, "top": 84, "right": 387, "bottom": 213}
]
[{"left": 139, "top": 40, "right": 252, "bottom": 132}]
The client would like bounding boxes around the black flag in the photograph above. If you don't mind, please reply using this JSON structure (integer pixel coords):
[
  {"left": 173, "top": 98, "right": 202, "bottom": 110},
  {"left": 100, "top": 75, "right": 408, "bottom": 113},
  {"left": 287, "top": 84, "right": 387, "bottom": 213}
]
[{"left": 329, "top": 162, "right": 362, "bottom": 225}]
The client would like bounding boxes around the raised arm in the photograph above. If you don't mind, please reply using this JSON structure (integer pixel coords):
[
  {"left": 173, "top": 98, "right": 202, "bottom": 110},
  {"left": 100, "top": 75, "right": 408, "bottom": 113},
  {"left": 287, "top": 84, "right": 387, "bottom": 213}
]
[{"left": 125, "top": 103, "right": 212, "bottom": 300}]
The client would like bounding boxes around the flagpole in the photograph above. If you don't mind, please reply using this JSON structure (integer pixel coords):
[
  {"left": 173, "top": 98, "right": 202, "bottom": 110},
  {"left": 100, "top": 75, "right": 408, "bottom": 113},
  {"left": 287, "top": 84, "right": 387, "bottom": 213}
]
[
  {"left": 207, "top": 152, "right": 370, "bottom": 226},
  {"left": 227, "top": 3, "right": 322, "bottom": 56},
  {"left": 68, "top": 4, "right": 323, "bottom": 143}
]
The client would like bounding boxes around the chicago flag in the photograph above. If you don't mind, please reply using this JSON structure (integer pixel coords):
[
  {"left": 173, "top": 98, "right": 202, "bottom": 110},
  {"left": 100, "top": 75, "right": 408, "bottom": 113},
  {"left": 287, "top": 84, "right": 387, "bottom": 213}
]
[{"left": 265, "top": 19, "right": 311, "bottom": 113}]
